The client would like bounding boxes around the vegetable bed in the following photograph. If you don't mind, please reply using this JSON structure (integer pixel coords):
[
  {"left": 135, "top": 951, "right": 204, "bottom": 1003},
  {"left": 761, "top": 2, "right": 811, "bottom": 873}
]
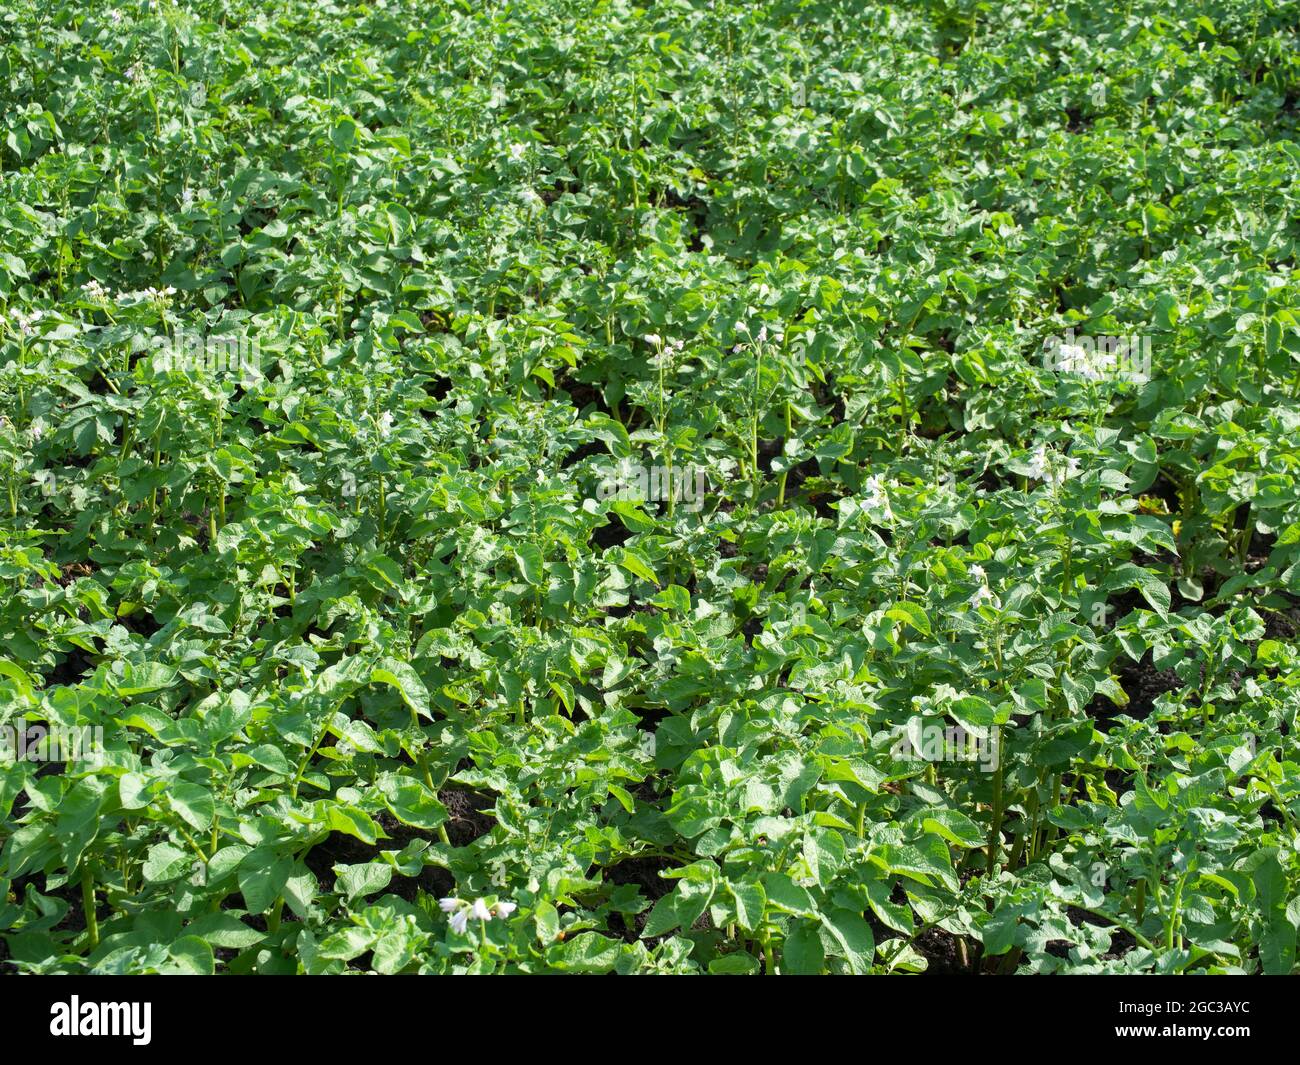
[{"left": 1, "top": 0, "right": 1299, "bottom": 974}]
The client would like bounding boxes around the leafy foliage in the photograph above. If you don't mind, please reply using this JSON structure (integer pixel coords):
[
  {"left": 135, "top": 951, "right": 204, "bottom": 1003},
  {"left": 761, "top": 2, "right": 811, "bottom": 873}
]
[{"left": 1, "top": 0, "right": 1299, "bottom": 974}]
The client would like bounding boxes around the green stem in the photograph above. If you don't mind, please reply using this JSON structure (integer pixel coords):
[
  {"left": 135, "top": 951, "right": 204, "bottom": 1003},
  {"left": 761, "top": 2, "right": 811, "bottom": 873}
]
[
  {"left": 985, "top": 725, "right": 1005, "bottom": 877},
  {"left": 291, "top": 709, "right": 337, "bottom": 798},
  {"left": 1166, "top": 873, "right": 1188, "bottom": 951},
  {"left": 81, "top": 864, "right": 99, "bottom": 951},
  {"left": 777, "top": 400, "right": 791, "bottom": 506}
]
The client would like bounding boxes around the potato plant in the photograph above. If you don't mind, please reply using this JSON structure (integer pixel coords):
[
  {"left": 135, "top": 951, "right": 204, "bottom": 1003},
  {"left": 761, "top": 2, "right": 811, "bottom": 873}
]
[{"left": 1, "top": 0, "right": 1298, "bottom": 975}]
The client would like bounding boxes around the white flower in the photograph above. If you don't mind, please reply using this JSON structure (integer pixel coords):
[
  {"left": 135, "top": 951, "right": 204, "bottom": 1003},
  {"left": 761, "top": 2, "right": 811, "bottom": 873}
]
[
  {"left": 108, "top": 9, "right": 124, "bottom": 23},
  {"left": 863, "top": 474, "right": 892, "bottom": 517},
  {"left": 377, "top": 411, "right": 394, "bottom": 438},
  {"left": 470, "top": 898, "right": 492, "bottom": 921},
  {"left": 13, "top": 309, "right": 43, "bottom": 337},
  {"left": 757, "top": 325, "right": 768, "bottom": 343},
  {"left": 1057, "top": 343, "right": 1086, "bottom": 372},
  {"left": 644, "top": 334, "right": 662, "bottom": 348},
  {"left": 494, "top": 900, "right": 517, "bottom": 918},
  {"left": 29, "top": 419, "right": 45, "bottom": 442},
  {"left": 438, "top": 897, "right": 459, "bottom": 913},
  {"left": 85, "top": 279, "right": 110, "bottom": 302},
  {"left": 449, "top": 908, "right": 470, "bottom": 935},
  {"left": 181, "top": 188, "right": 195, "bottom": 209},
  {"left": 1027, "top": 444, "right": 1081, "bottom": 487},
  {"left": 508, "top": 141, "right": 526, "bottom": 162},
  {"left": 1025, "top": 445, "right": 1050, "bottom": 481},
  {"left": 143, "top": 286, "right": 176, "bottom": 303},
  {"left": 969, "top": 585, "right": 997, "bottom": 610},
  {"left": 1059, "top": 343, "right": 1109, "bottom": 380},
  {"left": 519, "top": 187, "right": 543, "bottom": 211},
  {"left": 970, "top": 564, "right": 986, "bottom": 582}
]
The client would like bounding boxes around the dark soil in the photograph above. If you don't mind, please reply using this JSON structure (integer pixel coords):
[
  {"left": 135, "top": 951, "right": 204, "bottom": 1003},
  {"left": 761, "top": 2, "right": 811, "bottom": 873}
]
[
  {"left": 917, "top": 926, "right": 978, "bottom": 974},
  {"left": 439, "top": 787, "right": 497, "bottom": 847},
  {"left": 302, "top": 810, "right": 457, "bottom": 902},
  {"left": 1088, "top": 651, "right": 1185, "bottom": 726}
]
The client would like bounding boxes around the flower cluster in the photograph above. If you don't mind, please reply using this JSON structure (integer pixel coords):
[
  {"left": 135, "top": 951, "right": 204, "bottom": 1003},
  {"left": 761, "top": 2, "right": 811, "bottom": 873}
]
[
  {"left": 1055, "top": 342, "right": 1107, "bottom": 381},
  {"left": 968, "top": 563, "right": 1000, "bottom": 611},
  {"left": 646, "top": 334, "right": 685, "bottom": 367},
  {"left": 745, "top": 322, "right": 783, "bottom": 346},
  {"left": 1025, "top": 444, "right": 1079, "bottom": 487},
  {"left": 8, "top": 309, "right": 44, "bottom": 337},
  {"left": 863, "top": 474, "right": 893, "bottom": 521},
  {"left": 439, "top": 896, "right": 517, "bottom": 935}
]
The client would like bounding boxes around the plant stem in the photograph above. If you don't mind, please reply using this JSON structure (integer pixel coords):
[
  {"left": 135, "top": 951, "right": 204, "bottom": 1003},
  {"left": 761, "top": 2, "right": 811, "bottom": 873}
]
[
  {"left": 81, "top": 864, "right": 99, "bottom": 951},
  {"left": 986, "top": 725, "right": 1005, "bottom": 876}
]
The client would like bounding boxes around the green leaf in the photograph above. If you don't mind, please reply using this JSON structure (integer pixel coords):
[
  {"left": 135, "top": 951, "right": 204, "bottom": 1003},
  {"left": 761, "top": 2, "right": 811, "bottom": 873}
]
[
  {"left": 334, "top": 861, "right": 394, "bottom": 901},
  {"left": 371, "top": 659, "right": 432, "bottom": 721},
  {"left": 515, "top": 543, "right": 546, "bottom": 586},
  {"left": 143, "top": 842, "right": 192, "bottom": 884},
  {"left": 326, "top": 805, "right": 382, "bottom": 845},
  {"left": 708, "top": 952, "right": 760, "bottom": 974},
  {"left": 886, "top": 601, "right": 931, "bottom": 637},
  {"left": 728, "top": 880, "right": 766, "bottom": 933},
  {"left": 616, "top": 548, "right": 659, "bottom": 587},
  {"left": 166, "top": 935, "right": 215, "bottom": 975},
  {"left": 782, "top": 920, "right": 826, "bottom": 974},
  {"left": 920, "top": 808, "right": 984, "bottom": 848},
  {"left": 820, "top": 909, "right": 875, "bottom": 974},
  {"left": 238, "top": 848, "right": 293, "bottom": 913},
  {"left": 170, "top": 783, "right": 214, "bottom": 831},
  {"left": 546, "top": 932, "right": 622, "bottom": 973}
]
